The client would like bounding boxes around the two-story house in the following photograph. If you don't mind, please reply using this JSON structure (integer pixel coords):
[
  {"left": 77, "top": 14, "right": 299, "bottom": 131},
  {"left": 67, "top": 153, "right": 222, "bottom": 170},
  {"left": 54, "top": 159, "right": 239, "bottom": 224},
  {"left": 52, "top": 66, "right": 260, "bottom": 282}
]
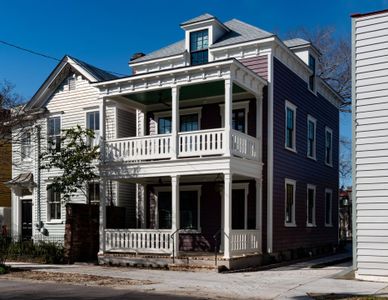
[{"left": 10, "top": 14, "right": 341, "bottom": 269}]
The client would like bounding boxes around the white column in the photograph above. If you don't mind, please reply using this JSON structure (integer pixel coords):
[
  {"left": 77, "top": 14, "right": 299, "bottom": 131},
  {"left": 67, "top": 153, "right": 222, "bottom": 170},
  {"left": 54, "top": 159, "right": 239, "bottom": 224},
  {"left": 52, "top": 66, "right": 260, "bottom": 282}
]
[
  {"left": 171, "top": 86, "right": 180, "bottom": 159},
  {"left": 171, "top": 175, "right": 180, "bottom": 256},
  {"left": 99, "top": 98, "right": 106, "bottom": 161},
  {"left": 220, "top": 187, "right": 224, "bottom": 252},
  {"left": 223, "top": 172, "right": 232, "bottom": 259},
  {"left": 224, "top": 79, "right": 233, "bottom": 157},
  {"left": 255, "top": 178, "right": 262, "bottom": 230},
  {"left": 136, "top": 109, "right": 145, "bottom": 137},
  {"left": 136, "top": 183, "right": 146, "bottom": 229},
  {"left": 99, "top": 178, "right": 107, "bottom": 254}
]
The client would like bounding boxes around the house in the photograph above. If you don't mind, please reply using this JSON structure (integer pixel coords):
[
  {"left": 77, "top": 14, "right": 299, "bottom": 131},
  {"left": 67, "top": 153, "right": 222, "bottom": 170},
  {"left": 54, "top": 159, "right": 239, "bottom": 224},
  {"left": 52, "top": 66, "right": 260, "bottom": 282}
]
[
  {"left": 10, "top": 14, "right": 341, "bottom": 269},
  {"left": 352, "top": 9, "right": 388, "bottom": 282},
  {"left": 339, "top": 187, "right": 352, "bottom": 241}
]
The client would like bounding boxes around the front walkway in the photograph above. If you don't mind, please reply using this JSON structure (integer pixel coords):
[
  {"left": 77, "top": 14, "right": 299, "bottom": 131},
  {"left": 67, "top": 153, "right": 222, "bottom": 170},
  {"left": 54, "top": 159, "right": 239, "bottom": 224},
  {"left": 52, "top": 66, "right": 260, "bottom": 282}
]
[{"left": 6, "top": 254, "right": 388, "bottom": 299}]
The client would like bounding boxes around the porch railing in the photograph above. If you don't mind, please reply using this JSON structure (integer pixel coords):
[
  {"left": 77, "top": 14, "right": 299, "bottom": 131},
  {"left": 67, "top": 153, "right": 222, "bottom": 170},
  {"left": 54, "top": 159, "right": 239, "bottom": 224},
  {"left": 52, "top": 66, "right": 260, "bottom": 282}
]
[
  {"left": 230, "top": 230, "right": 261, "bottom": 256},
  {"left": 105, "top": 229, "right": 172, "bottom": 254},
  {"left": 105, "top": 129, "right": 259, "bottom": 162},
  {"left": 231, "top": 130, "right": 259, "bottom": 161},
  {"left": 178, "top": 128, "right": 225, "bottom": 157}
]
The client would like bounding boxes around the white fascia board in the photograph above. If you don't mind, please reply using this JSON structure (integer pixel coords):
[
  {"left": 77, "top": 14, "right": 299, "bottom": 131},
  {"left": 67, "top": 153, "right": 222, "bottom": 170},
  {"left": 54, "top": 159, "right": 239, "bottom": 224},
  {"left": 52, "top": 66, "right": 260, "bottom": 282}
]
[
  {"left": 209, "top": 37, "right": 276, "bottom": 52},
  {"left": 66, "top": 57, "right": 99, "bottom": 82},
  {"left": 129, "top": 53, "right": 186, "bottom": 67}
]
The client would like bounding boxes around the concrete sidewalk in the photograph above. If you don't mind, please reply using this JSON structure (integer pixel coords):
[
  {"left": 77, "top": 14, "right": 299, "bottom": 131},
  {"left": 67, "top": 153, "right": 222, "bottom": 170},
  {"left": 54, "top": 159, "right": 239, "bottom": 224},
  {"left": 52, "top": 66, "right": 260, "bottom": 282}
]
[{"left": 5, "top": 253, "right": 388, "bottom": 299}]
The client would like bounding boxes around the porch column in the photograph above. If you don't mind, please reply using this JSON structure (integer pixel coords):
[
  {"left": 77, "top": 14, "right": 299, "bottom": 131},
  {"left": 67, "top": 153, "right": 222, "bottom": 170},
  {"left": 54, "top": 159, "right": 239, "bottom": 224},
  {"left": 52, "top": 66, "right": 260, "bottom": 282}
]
[
  {"left": 256, "top": 94, "right": 263, "bottom": 161},
  {"left": 224, "top": 78, "right": 233, "bottom": 157},
  {"left": 255, "top": 178, "right": 262, "bottom": 230},
  {"left": 223, "top": 172, "right": 232, "bottom": 259},
  {"left": 171, "top": 86, "right": 180, "bottom": 159},
  {"left": 136, "top": 183, "right": 146, "bottom": 229},
  {"left": 171, "top": 175, "right": 180, "bottom": 256},
  {"left": 99, "top": 178, "right": 107, "bottom": 254},
  {"left": 136, "top": 109, "right": 146, "bottom": 137},
  {"left": 99, "top": 97, "right": 106, "bottom": 161}
]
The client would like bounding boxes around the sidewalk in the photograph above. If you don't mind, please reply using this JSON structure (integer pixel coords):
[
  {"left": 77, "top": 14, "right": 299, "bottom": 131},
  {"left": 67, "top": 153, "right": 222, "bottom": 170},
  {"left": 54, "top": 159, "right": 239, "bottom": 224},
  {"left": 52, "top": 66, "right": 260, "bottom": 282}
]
[{"left": 5, "top": 253, "right": 388, "bottom": 299}]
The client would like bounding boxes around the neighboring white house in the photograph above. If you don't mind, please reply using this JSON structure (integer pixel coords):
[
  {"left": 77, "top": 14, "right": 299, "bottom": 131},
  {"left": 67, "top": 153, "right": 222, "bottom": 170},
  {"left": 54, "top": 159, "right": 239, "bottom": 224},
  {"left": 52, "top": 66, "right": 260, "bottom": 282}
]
[
  {"left": 8, "top": 55, "right": 136, "bottom": 240},
  {"left": 352, "top": 9, "right": 388, "bottom": 282}
]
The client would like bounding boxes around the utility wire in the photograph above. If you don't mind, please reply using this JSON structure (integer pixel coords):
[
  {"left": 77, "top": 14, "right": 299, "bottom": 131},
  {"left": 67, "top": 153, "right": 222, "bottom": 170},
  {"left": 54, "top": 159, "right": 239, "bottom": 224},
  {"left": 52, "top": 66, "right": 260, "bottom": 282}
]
[{"left": 0, "top": 39, "right": 127, "bottom": 77}]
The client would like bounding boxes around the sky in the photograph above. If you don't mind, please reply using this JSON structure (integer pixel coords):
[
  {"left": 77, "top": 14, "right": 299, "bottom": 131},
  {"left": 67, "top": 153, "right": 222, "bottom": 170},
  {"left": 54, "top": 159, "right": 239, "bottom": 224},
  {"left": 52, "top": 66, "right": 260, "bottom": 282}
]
[{"left": 0, "top": 0, "right": 387, "bottom": 150}]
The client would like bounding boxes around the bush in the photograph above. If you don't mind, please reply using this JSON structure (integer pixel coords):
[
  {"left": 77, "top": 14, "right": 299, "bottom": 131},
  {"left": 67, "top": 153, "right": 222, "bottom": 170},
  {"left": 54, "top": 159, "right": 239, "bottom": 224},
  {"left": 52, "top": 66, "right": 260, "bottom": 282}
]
[{"left": 0, "top": 264, "right": 10, "bottom": 275}]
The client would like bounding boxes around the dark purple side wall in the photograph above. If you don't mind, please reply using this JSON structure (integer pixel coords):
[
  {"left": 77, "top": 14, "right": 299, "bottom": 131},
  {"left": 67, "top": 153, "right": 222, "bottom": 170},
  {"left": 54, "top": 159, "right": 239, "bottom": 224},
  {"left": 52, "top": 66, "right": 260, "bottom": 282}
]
[{"left": 272, "top": 58, "right": 339, "bottom": 252}]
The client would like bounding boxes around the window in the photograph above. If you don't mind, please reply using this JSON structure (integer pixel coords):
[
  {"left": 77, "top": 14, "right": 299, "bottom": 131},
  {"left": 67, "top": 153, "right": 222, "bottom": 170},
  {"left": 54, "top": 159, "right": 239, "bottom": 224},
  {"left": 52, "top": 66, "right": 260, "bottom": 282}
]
[
  {"left": 68, "top": 77, "right": 76, "bottom": 91},
  {"left": 232, "top": 109, "right": 246, "bottom": 133},
  {"left": 325, "top": 189, "right": 333, "bottom": 226},
  {"left": 47, "top": 185, "right": 61, "bottom": 221},
  {"left": 48, "top": 117, "right": 61, "bottom": 152},
  {"left": 190, "top": 29, "right": 209, "bottom": 65},
  {"left": 325, "top": 127, "right": 333, "bottom": 166},
  {"left": 180, "top": 114, "right": 199, "bottom": 132},
  {"left": 307, "top": 115, "right": 316, "bottom": 159},
  {"left": 285, "top": 101, "right": 296, "bottom": 151},
  {"left": 308, "top": 55, "right": 316, "bottom": 92},
  {"left": 155, "top": 186, "right": 201, "bottom": 231},
  {"left": 88, "top": 182, "right": 100, "bottom": 204},
  {"left": 158, "top": 117, "right": 172, "bottom": 134},
  {"left": 285, "top": 179, "right": 296, "bottom": 226},
  {"left": 306, "top": 185, "right": 316, "bottom": 226},
  {"left": 86, "top": 111, "right": 100, "bottom": 145},
  {"left": 21, "top": 131, "right": 32, "bottom": 160}
]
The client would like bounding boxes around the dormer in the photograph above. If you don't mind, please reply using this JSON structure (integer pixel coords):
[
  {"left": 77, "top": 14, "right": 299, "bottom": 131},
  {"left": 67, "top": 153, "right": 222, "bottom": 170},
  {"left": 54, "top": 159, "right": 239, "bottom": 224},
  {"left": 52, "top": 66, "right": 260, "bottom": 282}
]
[
  {"left": 180, "top": 13, "right": 229, "bottom": 65},
  {"left": 284, "top": 38, "right": 320, "bottom": 92}
]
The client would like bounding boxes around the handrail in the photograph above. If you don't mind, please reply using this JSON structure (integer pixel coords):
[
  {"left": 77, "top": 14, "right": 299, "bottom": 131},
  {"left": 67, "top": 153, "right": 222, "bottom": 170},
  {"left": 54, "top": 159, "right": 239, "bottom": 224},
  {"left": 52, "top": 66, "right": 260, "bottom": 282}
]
[
  {"left": 177, "top": 128, "right": 225, "bottom": 135},
  {"left": 170, "top": 228, "right": 182, "bottom": 264},
  {"left": 107, "top": 133, "right": 172, "bottom": 142}
]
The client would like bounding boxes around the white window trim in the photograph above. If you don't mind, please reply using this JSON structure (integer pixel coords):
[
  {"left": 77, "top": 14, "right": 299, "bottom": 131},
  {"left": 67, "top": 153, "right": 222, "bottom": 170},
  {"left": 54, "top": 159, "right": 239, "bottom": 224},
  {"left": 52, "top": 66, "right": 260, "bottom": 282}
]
[
  {"left": 46, "top": 184, "right": 62, "bottom": 222},
  {"left": 285, "top": 178, "right": 297, "bottom": 227},
  {"left": 154, "top": 107, "right": 202, "bottom": 134},
  {"left": 87, "top": 181, "right": 100, "bottom": 205},
  {"left": 85, "top": 109, "right": 101, "bottom": 146},
  {"left": 219, "top": 100, "right": 250, "bottom": 134},
  {"left": 306, "top": 184, "right": 316, "bottom": 227},
  {"left": 47, "top": 114, "right": 62, "bottom": 151},
  {"left": 325, "top": 126, "right": 333, "bottom": 167},
  {"left": 67, "top": 74, "right": 76, "bottom": 91},
  {"left": 154, "top": 185, "right": 201, "bottom": 233},
  {"left": 307, "top": 115, "right": 317, "bottom": 160},
  {"left": 325, "top": 188, "right": 333, "bottom": 227},
  {"left": 285, "top": 100, "right": 297, "bottom": 153},
  {"left": 232, "top": 182, "right": 249, "bottom": 230}
]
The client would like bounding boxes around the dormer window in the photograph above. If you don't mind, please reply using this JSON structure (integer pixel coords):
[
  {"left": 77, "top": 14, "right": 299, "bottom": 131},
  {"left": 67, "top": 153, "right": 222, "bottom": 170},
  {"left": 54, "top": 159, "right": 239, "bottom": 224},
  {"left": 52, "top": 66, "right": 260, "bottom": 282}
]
[
  {"left": 308, "top": 55, "right": 316, "bottom": 92},
  {"left": 190, "top": 29, "right": 209, "bottom": 65}
]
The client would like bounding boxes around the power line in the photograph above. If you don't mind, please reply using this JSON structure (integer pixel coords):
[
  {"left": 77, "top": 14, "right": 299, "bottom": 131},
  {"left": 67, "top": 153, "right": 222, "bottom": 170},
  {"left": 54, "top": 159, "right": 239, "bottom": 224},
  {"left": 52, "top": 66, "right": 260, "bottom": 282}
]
[{"left": 0, "top": 39, "right": 127, "bottom": 77}]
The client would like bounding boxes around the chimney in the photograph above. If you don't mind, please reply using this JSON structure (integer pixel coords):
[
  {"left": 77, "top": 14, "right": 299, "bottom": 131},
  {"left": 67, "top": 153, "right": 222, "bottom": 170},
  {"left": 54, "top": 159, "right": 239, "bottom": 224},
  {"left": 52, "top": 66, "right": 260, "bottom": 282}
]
[{"left": 130, "top": 52, "right": 146, "bottom": 61}]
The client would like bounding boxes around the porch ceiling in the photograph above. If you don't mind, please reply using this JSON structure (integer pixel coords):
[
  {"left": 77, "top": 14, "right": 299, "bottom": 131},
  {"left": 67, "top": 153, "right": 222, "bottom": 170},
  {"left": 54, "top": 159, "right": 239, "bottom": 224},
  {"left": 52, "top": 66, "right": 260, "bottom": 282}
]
[{"left": 120, "top": 81, "right": 246, "bottom": 106}]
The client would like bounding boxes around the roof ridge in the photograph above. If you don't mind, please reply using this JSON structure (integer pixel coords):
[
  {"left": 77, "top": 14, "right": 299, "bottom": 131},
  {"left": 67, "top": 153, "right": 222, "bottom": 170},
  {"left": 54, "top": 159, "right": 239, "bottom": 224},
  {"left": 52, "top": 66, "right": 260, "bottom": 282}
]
[{"left": 224, "top": 18, "right": 272, "bottom": 35}]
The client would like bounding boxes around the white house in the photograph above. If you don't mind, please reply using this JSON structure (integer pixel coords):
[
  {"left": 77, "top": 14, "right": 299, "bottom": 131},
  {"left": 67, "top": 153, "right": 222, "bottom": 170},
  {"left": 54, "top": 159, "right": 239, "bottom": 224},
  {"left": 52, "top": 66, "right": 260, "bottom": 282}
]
[{"left": 352, "top": 9, "right": 388, "bottom": 282}]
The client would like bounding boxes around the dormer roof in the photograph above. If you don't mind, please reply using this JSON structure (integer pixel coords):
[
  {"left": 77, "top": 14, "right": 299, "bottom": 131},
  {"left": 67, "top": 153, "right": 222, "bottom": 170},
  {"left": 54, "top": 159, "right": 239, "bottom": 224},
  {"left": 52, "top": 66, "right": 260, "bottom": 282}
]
[
  {"left": 283, "top": 38, "right": 321, "bottom": 56},
  {"left": 180, "top": 13, "right": 216, "bottom": 26}
]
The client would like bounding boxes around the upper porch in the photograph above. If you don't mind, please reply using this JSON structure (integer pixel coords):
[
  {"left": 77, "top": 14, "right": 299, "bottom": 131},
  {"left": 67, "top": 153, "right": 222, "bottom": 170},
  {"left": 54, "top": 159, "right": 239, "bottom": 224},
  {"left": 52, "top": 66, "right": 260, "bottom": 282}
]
[{"left": 95, "top": 59, "right": 266, "bottom": 178}]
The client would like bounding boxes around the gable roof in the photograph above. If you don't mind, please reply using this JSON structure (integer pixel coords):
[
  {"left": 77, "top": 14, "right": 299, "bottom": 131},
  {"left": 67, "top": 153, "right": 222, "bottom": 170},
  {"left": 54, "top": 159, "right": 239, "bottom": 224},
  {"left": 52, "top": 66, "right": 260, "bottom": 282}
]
[
  {"left": 131, "top": 17, "right": 274, "bottom": 64},
  {"left": 180, "top": 13, "right": 216, "bottom": 26},
  {"left": 283, "top": 38, "right": 310, "bottom": 48},
  {"left": 26, "top": 55, "right": 118, "bottom": 109}
]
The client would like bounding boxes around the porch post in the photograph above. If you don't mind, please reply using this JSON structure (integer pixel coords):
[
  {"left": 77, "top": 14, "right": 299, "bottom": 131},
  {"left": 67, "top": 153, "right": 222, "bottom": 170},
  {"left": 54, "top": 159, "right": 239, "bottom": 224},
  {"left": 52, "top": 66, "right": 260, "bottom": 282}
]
[
  {"left": 136, "top": 183, "right": 146, "bottom": 229},
  {"left": 171, "top": 175, "right": 180, "bottom": 256},
  {"left": 171, "top": 86, "right": 180, "bottom": 159},
  {"left": 99, "top": 178, "right": 107, "bottom": 254},
  {"left": 255, "top": 178, "right": 262, "bottom": 230},
  {"left": 224, "top": 78, "right": 232, "bottom": 157},
  {"left": 223, "top": 172, "right": 232, "bottom": 259},
  {"left": 99, "top": 97, "right": 106, "bottom": 161}
]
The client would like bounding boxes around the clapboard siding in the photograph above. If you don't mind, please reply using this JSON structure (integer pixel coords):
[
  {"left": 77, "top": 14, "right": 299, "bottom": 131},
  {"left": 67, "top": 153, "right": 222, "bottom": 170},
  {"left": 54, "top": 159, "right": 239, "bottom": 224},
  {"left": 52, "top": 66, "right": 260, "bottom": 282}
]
[
  {"left": 353, "top": 10, "right": 388, "bottom": 280},
  {"left": 117, "top": 108, "right": 136, "bottom": 138},
  {"left": 272, "top": 57, "right": 339, "bottom": 252},
  {"left": 239, "top": 55, "right": 268, "bottom": 80}
]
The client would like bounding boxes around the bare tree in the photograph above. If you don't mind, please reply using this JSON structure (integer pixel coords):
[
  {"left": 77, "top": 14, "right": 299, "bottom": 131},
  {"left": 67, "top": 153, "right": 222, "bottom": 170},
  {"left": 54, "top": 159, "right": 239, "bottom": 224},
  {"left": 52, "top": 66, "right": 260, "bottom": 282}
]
[
  {"left": 339, "top": 136, "right": 352, "bottom": 188},
  {"left": 286, "top": 27, "right": 351, "bottom": 111}
]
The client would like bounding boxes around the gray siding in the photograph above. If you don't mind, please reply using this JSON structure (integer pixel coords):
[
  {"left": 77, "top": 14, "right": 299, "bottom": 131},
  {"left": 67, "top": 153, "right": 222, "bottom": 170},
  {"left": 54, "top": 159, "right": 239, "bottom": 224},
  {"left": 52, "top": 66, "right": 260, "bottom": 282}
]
[{"left": 353, "top": 10, "right": 388, "bottom": 279}]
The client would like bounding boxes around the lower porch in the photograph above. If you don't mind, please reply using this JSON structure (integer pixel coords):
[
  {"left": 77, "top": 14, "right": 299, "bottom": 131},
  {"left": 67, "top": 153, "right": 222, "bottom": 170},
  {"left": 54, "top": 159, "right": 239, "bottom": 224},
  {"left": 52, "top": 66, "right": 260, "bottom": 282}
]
[{"left": 99, "top": 173, "right": 262, "bottom": 262}]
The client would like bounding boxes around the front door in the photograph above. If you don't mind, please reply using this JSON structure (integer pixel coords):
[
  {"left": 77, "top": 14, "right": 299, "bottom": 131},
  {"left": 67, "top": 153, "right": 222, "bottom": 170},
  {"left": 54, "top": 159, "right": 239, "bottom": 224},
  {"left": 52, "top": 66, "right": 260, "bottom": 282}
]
[{"left": 21, "top": 199, "right": 32, "bottom": 240}]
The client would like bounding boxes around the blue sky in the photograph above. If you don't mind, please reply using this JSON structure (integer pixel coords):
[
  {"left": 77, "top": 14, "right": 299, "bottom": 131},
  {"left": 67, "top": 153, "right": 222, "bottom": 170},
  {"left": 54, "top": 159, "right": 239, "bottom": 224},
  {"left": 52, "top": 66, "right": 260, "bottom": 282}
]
[{"left": 0, "top": 0, "right": 387, "bottom": 142}]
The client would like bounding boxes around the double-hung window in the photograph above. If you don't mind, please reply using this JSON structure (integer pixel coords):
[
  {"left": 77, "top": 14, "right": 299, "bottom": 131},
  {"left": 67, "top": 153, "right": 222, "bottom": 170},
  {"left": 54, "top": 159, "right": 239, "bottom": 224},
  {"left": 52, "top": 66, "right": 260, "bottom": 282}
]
[
  {"left": 158, "top": 117, "right": 172, "bottom": 134},
  {"left": 21, "top": 131, "right": 32, "bottom": 160},
  {"left": 285, "top": 101, "right": 296, "bottom": 151},
  {"left": 232, "top": 109, "right": 246, "bottom": 133},
  {"left": 86, "top": 111, "right": 100, "bottom": 146},
  {"left": 180, "top": 114, "right": 199, "bottom": 132},
  {"left": 325, "top": 189, "right": 333, "bottom": 226},
  {"left": 307, "top": 115, "right": 317, "bottom": 159},
  {"left": 48, "top": 117, "right": 61, "bottom": 152},
  {"left": 190, "top": 29, "right": 209, "bottom": 65},
  {"left": 88, "top": 182, "right": 100, "bottom": 204},
  {"left": 47, "top": 185, "right": 61, "bottom": 221},
  {"left": 306, "top": 185, "right": 316, "bottom": 226},
  {"left": 325, "top": 127, "right": 333, "bottom": 166},
  {"left": 285, "top": 179, "right": 296, "bottom": 226}
]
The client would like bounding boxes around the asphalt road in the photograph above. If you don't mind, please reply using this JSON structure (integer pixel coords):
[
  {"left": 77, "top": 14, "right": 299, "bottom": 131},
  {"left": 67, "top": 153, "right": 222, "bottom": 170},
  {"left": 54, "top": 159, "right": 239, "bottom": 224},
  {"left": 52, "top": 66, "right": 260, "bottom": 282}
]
[{"left": 0, "top": 279, "right": 203, "bottom": 300}]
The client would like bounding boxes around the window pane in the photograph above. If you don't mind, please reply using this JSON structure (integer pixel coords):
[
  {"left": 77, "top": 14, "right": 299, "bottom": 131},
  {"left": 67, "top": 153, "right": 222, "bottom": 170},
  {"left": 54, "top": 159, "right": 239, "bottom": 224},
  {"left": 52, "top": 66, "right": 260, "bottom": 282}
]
[
  {"left": 286, "top": 184, "right": 294, "bottom": 223},
  {"left": 232, "top": 109, "right": 245, "bottom": 133},
  {"left": 180, "top": 114, "right": 198, "bottom": 132},
  {"left": 325, "top": 192, "right": 332, "bottom": 224},
  {"left": 232, "top": 189, "right": 245, "bottom": 229},
  {"left": 307, "top": 188, "right": 314, "bottom": 224},
  {"left": 158, "top": 117, "right": 172, "bottom": 134},
  {"left": 158, "top": 192, "right": 172, "bottom": 229},
  {"left": 191, "top": 50, "right": 208, "bottom": 65},
  {"left": 190, "top": 30, "right": 208, "bottom": 51},
  {"left": 180, "top": 191, "right": 198, "bottom": 229}
]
